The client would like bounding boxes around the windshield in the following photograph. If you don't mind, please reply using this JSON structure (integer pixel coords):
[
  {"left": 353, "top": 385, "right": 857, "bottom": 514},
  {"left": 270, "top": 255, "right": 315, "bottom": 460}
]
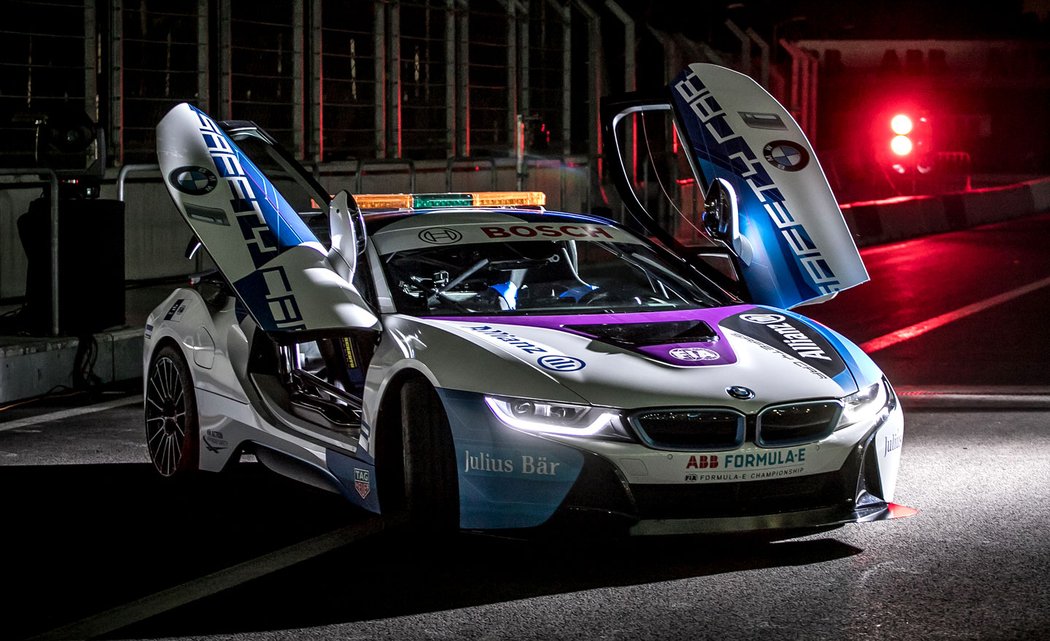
[{"left": 380, "top": 235, "right": 731, "bottom": 316}]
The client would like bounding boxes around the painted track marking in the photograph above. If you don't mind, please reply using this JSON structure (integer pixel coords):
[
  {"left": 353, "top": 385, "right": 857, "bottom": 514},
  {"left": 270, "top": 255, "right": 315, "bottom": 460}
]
[
  {"left": 860, "top": 275, "right": 1050, "bottom": 353},
  {"left": 0, "top": 395, "right": 142, "bottom": 433}
]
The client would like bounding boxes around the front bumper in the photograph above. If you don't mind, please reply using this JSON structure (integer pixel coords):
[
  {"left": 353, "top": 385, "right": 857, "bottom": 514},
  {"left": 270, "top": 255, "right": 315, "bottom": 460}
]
[
  {"left": 549, "top": 423, "right": 905, "bottom": 535},
  {"left": 440, "top": 388, "right": 908, "bottom": 535}
]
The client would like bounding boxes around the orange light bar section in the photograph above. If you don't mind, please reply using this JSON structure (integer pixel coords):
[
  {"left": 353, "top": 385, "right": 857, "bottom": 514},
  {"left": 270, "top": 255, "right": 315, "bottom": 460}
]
[
  {"left": 471, "top": 191, "right": 546, "bottom": 207},
  {"left": 353, "top": 193, "right": 414, "bottom": 209}
]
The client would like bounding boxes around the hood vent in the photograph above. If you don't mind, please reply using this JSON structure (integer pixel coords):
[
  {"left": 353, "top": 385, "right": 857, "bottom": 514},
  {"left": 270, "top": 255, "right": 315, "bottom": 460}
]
[{"left": 564, "top": 320, "right": 716, "bottom": 347}]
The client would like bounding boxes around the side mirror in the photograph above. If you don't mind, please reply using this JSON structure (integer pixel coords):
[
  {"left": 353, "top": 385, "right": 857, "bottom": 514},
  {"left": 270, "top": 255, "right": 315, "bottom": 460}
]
[
  {"left": 328, "top": 190, "right": 365, "bottom": 283},
  {"left": 702, "top": 178, "right": 752, "bottom": 266}
]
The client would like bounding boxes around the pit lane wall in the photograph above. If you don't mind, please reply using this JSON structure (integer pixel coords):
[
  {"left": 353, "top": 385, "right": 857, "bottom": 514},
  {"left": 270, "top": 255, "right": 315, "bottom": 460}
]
[{"left": 840, "top": 177, "right": 1050, "bottom": 247}]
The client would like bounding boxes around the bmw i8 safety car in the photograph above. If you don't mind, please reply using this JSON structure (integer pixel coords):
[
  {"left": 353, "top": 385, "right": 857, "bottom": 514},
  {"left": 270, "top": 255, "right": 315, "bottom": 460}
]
[{"left": 144, "top": 64, "right": 909, "bottom": 535}]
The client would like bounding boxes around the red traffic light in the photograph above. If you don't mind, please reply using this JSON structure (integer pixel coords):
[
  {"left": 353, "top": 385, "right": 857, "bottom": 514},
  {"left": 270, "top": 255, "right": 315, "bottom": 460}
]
[
  {"left": 891, "top": 134, "right": 914, "bottom": 156},
  {"left": 890, "top": 114, "right": 914, "bottom": 136}
]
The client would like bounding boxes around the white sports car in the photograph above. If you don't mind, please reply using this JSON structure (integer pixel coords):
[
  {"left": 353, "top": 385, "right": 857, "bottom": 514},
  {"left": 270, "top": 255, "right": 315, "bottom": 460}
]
[{"left": 144, "top": 64, "right": 909, "bottom": 535}]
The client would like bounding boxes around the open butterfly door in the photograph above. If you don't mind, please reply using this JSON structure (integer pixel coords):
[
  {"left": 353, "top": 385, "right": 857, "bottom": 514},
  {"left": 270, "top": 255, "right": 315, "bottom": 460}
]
[
  {"left": 602, "top": 63, "right": 868, "bottom": 309},
  {"left": 156, "top": 103, "right": 378, "bottom": 339}
]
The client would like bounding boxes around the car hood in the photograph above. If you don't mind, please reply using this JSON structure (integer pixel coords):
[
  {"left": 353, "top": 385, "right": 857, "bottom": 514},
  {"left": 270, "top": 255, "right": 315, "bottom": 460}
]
[{"left": 414, "top": 305, "right": 873, "bottom": 411}]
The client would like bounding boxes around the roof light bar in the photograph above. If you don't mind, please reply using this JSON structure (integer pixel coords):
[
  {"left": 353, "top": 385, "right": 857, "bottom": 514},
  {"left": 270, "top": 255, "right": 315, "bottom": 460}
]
[{"left": 353, "top": 191, "right": 546, "bottom": 210}]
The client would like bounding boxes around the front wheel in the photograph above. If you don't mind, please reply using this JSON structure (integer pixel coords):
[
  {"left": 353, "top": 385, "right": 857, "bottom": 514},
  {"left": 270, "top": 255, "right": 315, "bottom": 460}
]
[
  {"left": 400, "top": 379, "right": 459, "bottom": 530},
  {"left": 144, "top": 344, "right": 200, "bottom": 478}
]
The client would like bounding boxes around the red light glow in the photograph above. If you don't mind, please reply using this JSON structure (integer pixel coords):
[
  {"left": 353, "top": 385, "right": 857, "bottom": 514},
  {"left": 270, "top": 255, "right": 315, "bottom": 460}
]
[
  {"left": 890, "top": 114, "right": 913, "bottom": 135},
  {"left": 890, "top": 135, "right": 913, "bottom": 157}
]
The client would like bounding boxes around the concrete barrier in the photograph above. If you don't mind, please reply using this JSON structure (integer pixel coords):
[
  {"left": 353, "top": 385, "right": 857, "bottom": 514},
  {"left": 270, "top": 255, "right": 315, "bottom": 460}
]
[{"left": 841, "top": 176, "right": 1050, "bottom": 247}]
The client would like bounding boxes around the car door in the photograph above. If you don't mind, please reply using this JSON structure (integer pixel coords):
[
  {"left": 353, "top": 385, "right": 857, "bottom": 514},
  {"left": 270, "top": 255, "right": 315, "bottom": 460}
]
[
  {"left": 156, "top": 102, "right": 378, "bottom": 337},
  {"left": 602, "top": 63, "right": 868, "bottom": 309}
]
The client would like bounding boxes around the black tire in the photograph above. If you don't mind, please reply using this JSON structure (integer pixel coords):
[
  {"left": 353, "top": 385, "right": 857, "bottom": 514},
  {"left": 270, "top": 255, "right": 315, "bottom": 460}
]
[
  {"left": 144, "top": 344, "right": 200, "bottom": 478},
  {"left": 400, "top": 378, "right": 459, "bottom": 530}
]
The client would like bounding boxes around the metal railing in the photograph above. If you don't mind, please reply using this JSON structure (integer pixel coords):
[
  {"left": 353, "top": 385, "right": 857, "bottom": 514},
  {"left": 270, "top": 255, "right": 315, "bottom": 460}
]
[{"left": 117, "top": 164, "right": 161, "bottom": 202}]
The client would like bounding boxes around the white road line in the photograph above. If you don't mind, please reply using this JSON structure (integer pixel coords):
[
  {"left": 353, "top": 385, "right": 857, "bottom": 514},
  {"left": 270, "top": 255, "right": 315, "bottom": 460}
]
[
  {"left": 0, "top": 395, "right": 143, "bottom": 433},
  {"left": 895, "top": 386, "right": 1050, "bottom": 409},
  {"left": 29, "top": 517, "right": 392, "bottom": 641},
  {"left": 860, "top": 275, "right": 1050, "bottom": 353}
]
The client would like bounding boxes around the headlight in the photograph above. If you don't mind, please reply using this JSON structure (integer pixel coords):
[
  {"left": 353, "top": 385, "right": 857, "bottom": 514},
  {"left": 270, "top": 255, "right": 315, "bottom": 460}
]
[
  {"left": 484, "top": 396, "right": 631, "bottom": 440},
  {"left": 836, "top": 378, "right": 894, "bottom": 430}
]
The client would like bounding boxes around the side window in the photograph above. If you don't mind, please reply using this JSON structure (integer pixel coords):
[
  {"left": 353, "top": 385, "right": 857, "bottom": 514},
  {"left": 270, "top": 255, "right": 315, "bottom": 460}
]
[{"left": 352, "top": 249, "right": 379, "bottom": 310}]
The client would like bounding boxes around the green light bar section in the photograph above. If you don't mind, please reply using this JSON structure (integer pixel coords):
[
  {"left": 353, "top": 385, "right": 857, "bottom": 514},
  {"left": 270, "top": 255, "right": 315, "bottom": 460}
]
[{"left": 411, "top": 193, "right": 473, "bottom": 208}]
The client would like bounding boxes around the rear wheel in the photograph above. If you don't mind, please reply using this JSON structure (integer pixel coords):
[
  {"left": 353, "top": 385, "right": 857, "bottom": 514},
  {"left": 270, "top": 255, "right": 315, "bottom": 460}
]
[
  {"left": 144, "top": 344, "right": 200, "bottom": 478},
  {"left": 400, "top": 378, "right": 459, "bottom": 530}
]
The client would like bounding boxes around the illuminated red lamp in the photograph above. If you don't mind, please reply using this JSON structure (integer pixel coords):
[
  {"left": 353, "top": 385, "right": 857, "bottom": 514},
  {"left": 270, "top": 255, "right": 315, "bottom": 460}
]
[
  {"left": 889, "top": 113, "right": 914, "bottom": 157},
  {"left": 890, "top": 134, "right": 914, "bottom": 157},
  {"left": 890, "top": 113, "right": 914, "bottom": 136}
]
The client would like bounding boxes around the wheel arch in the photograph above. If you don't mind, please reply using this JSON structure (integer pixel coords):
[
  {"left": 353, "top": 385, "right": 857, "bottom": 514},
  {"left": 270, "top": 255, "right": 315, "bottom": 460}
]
[{"left": 372, "top": 367, "right": 436, "bottom": 513}]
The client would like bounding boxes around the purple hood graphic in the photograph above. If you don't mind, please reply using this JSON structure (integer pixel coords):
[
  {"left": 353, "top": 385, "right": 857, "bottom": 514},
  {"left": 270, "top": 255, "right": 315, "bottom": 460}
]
[{"left": 433, "top": 306, "right": 750, "bottom": 366}]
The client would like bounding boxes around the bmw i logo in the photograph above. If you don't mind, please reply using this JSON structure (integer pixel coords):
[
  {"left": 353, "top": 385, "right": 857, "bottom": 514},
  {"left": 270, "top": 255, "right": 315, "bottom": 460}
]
[
  {"left": 726, "top": 386, "right": 755, "bottom": 400},
  {"left": 418, "top": 228, "right": 463, "bottom": 244},
  {"left": 537, "top": 355, "right": 586, "bottom": 372},
  {"left": 763, "top": 140, "right": 809, "bottom": 172},
  {"left": 169, "top": 166, "right": 218, "bottom": 195},
  {"left": 740, "top": 313, "right": 786, "bottom": 325}
]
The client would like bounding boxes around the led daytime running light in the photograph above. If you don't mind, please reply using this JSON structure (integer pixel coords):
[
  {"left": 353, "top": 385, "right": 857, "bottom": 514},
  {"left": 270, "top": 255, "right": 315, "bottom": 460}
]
[{"left": 484, "top": 397, "right": 617, "bottom": 436}]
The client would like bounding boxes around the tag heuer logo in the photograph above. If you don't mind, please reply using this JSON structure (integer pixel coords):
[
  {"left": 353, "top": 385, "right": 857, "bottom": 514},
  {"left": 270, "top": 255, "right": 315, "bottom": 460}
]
[{"left": 353, "top": 468, "right": 371, "bottom": 499}]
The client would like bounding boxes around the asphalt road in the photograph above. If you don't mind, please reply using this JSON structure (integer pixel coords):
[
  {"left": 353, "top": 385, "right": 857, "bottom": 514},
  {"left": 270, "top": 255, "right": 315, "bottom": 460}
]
[{"left": 2, "top": 214, "right": 1049, "bottom": 640}]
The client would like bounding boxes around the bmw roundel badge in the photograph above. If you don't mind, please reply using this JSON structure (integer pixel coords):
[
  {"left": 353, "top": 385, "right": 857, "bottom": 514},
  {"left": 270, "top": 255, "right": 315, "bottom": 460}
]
[
  {"left": 169, "top": 166, "right": 218, "bottom": 195},
  {"left": 762, "top": 140, "right": 809, "bottom": 172},
  {"left": 726, "top": 385, "right": 755, "bottom": 400}
]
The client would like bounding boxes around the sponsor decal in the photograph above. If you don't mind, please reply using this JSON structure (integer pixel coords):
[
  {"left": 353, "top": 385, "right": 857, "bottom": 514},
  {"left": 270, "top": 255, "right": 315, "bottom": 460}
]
[
  {"left": 684, "top": 468, "right": 806, "bottom": 482},
  {"left": 884, "top": 431, "right": 903, "bottom": 456},
  {"left": 480, "top": 224, "right": 614, "bottom": 240},
  {"left": 764, "top": 321, "right": 832, "bottom": 361},
  {"left": 739, "top": 111, "right": 787, "bottom": 130},
  {"left": 537, "top": 355, "right": 586, "bottom": 372},
  {"left": 669, "top": 347, "right": 720, "bottom": 362},
  {"left": 763, "top": 140, "right": 810, "bottom": 172},
  {"left": 144, "top": 323, "right": 153, "bottom": 339},
  {"left": 728, "top": 331, "right": 830, "bottom": 380},
  {"left": 672, "top": 70, "right": 842, "bottom": 296},
  {"left": 354, "top": 468, "right": 371, "bottom": 499},
  {"left": 169, "top": 166, "right": 218, "bottom": 195},
  {"left": 741, "top": 313, "right": 786, "bottom": 325},
  {"left": 724, "top": 447, "right": 806, "bottom": 469},
  {"left": 686, "top": 454, "right": 720, "bottom": 469},
  {"left": 163, "top": 299, "right": 187, "bottom": 322},
  {"left": 418, "top": 227, "right": 463, "bottom": 244},
  {"left": 463, "top": 450, "right": 562, "bottom": 476},
  {"left": 682, "top": 447, "right": 809, "bottom": 482},
  {"left": 721, "top": 311, "right": 846, "bottom": 379},
  {"left": 469, "top": 325, "right": 548, "bottom": 355},
  {"left": 203, "top": 430, "right": 228, "bottom": 453}
]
